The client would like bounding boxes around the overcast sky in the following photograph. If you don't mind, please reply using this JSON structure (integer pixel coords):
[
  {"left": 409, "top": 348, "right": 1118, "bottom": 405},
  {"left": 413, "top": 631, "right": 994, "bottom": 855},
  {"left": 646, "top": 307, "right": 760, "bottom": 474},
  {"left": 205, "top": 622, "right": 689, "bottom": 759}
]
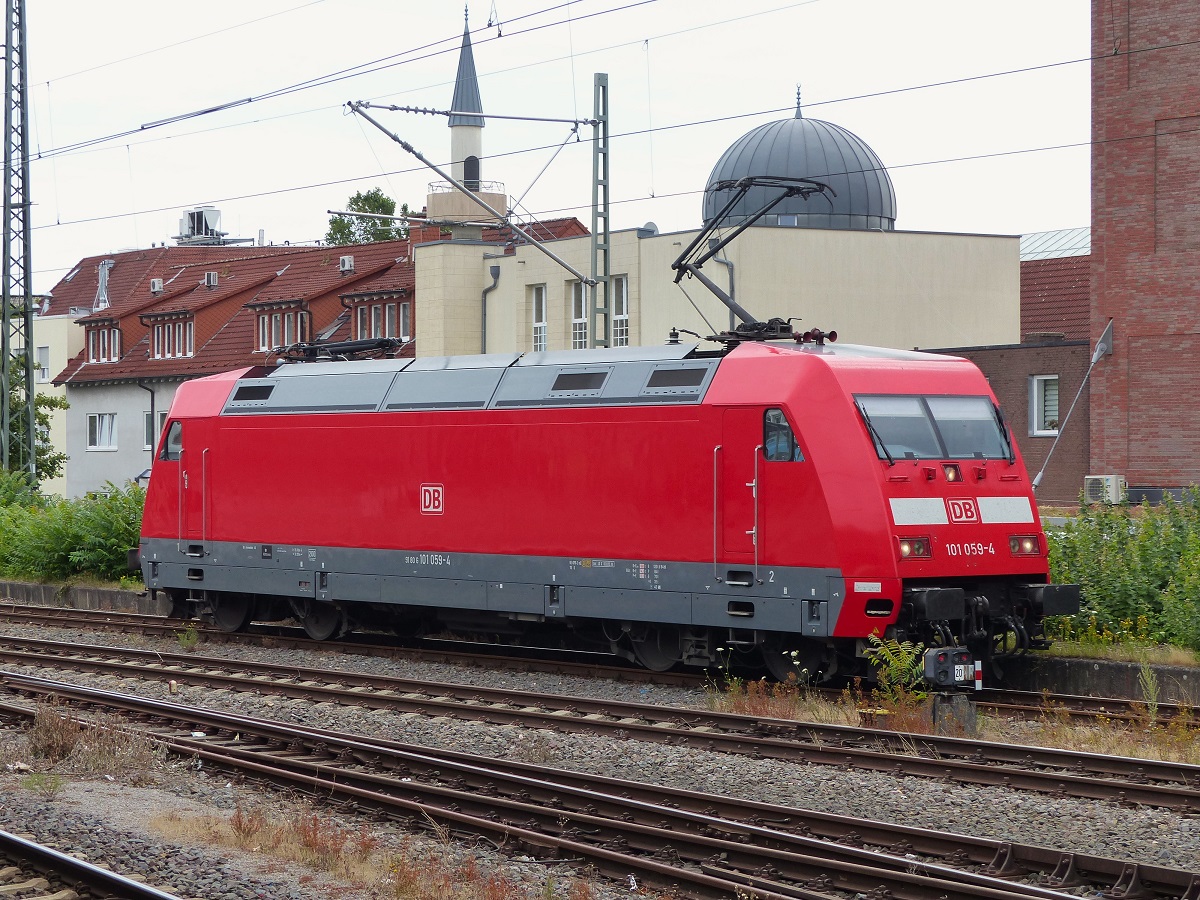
[{"left": 26, "top": 0, "right": 1090, "bottom": 294}]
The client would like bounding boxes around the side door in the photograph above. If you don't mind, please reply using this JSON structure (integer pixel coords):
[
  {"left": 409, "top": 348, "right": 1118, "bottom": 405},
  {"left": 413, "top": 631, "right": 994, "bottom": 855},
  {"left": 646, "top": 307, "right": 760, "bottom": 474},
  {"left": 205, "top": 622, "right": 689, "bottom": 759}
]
[
  {"left": 720, "top": 407, "right": 762, "bottom": 567},
  {"left": 174, "top": 421, "right": 207, "bottom": 549}
]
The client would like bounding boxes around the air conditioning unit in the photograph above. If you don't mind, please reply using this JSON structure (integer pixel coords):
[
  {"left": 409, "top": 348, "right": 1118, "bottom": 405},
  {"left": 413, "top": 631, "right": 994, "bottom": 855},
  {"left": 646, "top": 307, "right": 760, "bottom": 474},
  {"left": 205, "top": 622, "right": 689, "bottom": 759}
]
[
  {"left": 150, "top": 278, "right": 164, "bottom": 295},
  {"left": 339, "top": 255, "right": 355, "bottom": 274},
  {"left": 1084, "top": 474, "right": 1126, "bottom": 504},
  {"left": 204, "top": 271, "right": 218, "bottom": 288}
]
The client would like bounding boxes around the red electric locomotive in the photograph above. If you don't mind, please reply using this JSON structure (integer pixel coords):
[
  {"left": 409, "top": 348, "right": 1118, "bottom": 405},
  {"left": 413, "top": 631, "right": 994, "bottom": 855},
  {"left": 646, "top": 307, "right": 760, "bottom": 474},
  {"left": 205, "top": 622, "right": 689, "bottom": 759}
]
[{"left": 137, "top": 334, "right": 1079, "bottom": 681}]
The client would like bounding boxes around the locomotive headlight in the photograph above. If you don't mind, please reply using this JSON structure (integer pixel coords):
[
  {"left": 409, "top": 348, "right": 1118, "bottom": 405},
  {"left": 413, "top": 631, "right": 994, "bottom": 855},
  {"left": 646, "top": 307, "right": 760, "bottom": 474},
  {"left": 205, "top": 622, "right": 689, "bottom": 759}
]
[
  {"left": 898, "top": 536, "right": 932, "bottom": 559},
  {"left": 1009, "top": 534, "right": 1041, "bottom": 556},
  {"left": 942, "top": 464, "right": 962, "bottom": 483}
]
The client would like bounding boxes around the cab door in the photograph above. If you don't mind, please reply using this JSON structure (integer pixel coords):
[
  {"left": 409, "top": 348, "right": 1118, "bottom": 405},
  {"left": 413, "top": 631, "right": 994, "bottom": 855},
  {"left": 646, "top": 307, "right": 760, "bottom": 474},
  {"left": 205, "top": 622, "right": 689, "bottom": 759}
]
[
  {"left": 174, "top": 421, "right": 207, "bottom": 550},
  {"left": 720, "top": 408, "right": 762, "bottom": 567}
]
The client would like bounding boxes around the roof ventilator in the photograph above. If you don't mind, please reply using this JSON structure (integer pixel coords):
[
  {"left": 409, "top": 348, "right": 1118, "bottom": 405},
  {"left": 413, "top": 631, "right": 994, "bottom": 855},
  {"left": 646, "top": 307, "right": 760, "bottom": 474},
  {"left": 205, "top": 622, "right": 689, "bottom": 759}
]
[{"left": 92, "top": 259, "right": 115, "bottom": 311}]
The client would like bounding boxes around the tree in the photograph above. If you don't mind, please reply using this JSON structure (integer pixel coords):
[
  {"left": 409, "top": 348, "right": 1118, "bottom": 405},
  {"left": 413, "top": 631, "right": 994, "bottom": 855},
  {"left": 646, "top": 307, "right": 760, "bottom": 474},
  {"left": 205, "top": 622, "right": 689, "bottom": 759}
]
[
  {"left": 5, "top": 354, "right": 68, "bottom": 483},
  {"left": 326, "top": 188, "right": 410, "bottom": 245}
]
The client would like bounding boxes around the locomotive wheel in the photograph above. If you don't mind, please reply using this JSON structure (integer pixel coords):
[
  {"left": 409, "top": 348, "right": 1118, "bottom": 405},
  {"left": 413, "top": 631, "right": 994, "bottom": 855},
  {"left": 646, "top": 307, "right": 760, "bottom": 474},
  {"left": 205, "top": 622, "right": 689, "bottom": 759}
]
[
  {"left": 631, "top": 626, "right": 680, "bottom": 672},
  {"left": 301, "top": 602, "right": 343, "bottom": 641},
  {"left": 211, "top": 594, "right": 254, "bottom": 633}
]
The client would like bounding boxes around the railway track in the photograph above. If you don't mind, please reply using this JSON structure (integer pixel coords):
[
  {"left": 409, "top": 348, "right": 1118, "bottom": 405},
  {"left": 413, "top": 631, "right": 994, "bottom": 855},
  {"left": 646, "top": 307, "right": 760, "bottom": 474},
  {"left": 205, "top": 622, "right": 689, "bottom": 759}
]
[
  {"left": 1, "top": 635, "right": 1197, "bottom": 811},
  {"left": 2, "top": 672, "right": 1197, "bottom": 900},
  {"left": 0, "top": 827, "right": 185, "bottom": 899},
  {"left": 0, "top": 603, "right": 706, "bottom": 686},
  {"left": 2, "top": 603, "right": 1195, "bottom": 729}
]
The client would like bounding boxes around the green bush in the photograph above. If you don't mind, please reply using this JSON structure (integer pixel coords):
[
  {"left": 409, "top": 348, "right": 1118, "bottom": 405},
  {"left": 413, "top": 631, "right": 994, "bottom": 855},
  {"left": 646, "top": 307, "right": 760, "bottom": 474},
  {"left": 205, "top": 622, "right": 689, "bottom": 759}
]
[
  {"left": 1048, "top": 487, "right": 1200, "bottom": 650},
  {"left": 0, "top": 481, "right": 144, "bottom": 584},
  {"left": 0, "top": 469, "right": 46, "bottom": 509}
]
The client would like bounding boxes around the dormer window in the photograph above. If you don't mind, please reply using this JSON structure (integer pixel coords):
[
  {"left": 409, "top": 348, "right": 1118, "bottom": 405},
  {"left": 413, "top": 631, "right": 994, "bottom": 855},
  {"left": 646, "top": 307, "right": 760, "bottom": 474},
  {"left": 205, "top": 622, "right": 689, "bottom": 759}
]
[
  {"left": 151, "top": 318, "right": 194, "bottom": 360},
  {"left": 256, "top": 310, "right": 307, "bottom": 351},
  {"left": 86, "top": 326, "right": 121, "bottom": 363},
  {"left": 353, "top": 300, "right": 409, "bottom": 340}
]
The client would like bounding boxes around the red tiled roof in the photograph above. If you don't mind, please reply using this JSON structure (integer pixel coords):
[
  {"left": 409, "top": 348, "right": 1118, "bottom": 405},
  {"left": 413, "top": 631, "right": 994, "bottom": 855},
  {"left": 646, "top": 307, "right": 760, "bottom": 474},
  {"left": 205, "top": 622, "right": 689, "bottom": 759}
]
[
  {"left": 408, "top": 216, "right": 589, "bottom": 250},
  {"left": 52, "top": 241, "right": 416, "bottom": 385},
  {"left": 1020, "top": 255, "right": 1090, "bottom": 341},
  {"left": 43, "top": 245, "right": 304, "bottom": 319}
]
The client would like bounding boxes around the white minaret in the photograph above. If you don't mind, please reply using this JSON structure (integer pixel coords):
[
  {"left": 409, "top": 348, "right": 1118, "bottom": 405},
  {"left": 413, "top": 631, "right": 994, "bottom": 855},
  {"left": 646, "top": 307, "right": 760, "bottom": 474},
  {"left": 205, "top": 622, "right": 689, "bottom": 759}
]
[
  {"left": 426, "top": 7, "right": 507, "bottom": 231},
  {"left": 449, "top": 7, "right": 485, "bottom": 188}
]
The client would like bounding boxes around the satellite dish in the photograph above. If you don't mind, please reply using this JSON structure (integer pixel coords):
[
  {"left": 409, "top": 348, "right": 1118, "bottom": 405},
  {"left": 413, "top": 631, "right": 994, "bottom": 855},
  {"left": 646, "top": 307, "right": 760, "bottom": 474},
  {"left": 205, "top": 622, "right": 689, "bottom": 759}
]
[{"left": 637, "top": 221, "right": 659, "bottom": 239}]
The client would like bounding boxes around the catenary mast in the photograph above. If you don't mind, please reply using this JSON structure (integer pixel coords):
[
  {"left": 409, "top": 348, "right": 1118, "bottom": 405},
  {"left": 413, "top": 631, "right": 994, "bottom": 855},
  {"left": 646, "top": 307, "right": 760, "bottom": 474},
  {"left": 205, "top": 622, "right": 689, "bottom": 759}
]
[{"left": 1, "top": 0, "right": 33, "bottom": 475}]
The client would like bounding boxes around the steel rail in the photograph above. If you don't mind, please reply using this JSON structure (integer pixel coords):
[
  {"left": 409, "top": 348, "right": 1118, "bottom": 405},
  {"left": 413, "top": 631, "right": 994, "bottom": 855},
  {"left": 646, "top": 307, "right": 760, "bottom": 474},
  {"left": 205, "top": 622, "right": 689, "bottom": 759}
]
[
  {"left": 1, "top": 637, "right": 1197, "bottom": 810},
  {"left": 0, "top": 674, "right": 1115, "bottom": 900},
  {"left": 0, "top": 828, "right": 186, "bottom": 899},
  {"left": 0, "top": 605, "right": 706, "bottom": 686}
]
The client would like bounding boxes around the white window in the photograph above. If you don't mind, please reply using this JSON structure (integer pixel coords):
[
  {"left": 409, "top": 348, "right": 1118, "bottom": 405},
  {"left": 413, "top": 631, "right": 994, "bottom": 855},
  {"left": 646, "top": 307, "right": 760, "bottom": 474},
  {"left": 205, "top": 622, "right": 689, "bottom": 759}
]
[
  {"left": 87, "top": 327, "right": 120, "bottom": 363},
  {"left": 271, "top": 313, "right": 282, "bottom": 349},
  {"left": 356, "top": 306, "right": 368, "bottom": 340},
  {"left": 143, "top": 410, "right": 169, "bottom": 450},
  {"left": 35, "top": 346, "right": 49, "bottom": 382},
  {"left": 284, "top": 312, "right": 296, "bottom": 346},
  {"left": 86, "top": 413, "right": 117, "bottom": 451},
  {"left": 570, "top": 280, "right": 587, "bottom": 350},
  {"left": 257, "top": 315, "right": 270, "bottom": 351},
  {"left": 612, "top": 275, "right": 629, "bottom": 347},
  {"left": 400, "top": 301, "right": 411, "bottom": 340},
  {"left": 153, "top": 320, "right": 195, "bottom": 358},
  {"left": 1030, "top": 375, "right": 1060, "bottom": 436},
  {"left": 371, "top": 304, "right": 383, "bottom": 339},
  {"left": 531, "top": 285, "right": 547, "bottom": 352}
]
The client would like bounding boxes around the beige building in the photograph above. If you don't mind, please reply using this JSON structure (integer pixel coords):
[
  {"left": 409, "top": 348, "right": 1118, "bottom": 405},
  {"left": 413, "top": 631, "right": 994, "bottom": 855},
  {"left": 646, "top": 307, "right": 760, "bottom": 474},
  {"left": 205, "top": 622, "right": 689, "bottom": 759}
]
[
  {"left": 415, "top": 225, "right": 1020, "bottom": 358},
  {"left": 30, "top": 307, "right": 86, "bottom": 497}
]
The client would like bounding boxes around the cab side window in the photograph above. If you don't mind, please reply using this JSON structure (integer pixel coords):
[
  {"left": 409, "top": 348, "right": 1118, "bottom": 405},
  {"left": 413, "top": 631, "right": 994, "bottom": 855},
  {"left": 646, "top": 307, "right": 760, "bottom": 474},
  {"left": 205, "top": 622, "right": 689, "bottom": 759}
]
[
  {"left": 161, "top": 421, "right": 183, "bottom": 461},
  {"left": 764, "top": 408, "right": 803, "bottom": 461}
]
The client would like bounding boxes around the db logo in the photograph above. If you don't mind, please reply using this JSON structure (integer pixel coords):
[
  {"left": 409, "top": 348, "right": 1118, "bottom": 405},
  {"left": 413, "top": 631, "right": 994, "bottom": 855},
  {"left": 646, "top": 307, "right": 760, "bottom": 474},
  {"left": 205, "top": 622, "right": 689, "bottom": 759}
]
[
  {"left": 420, "top": 484, "right": 444, "bottom": 515},
  {"left": 946, "top": 498, "right": 979, "bottom": 524}
]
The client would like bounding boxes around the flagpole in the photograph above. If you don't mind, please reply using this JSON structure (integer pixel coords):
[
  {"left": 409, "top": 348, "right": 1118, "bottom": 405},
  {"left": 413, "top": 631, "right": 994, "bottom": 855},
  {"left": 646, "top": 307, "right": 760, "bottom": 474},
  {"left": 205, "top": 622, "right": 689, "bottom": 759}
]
[{"left": 1031, "top": 318, "right": 1114, "bottom": 492}]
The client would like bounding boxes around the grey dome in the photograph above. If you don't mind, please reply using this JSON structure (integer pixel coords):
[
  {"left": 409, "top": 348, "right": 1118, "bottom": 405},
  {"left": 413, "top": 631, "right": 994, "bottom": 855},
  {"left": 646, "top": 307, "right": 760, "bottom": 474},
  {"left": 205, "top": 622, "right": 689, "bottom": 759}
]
[{"left": 703, "top": 110, "right": 896, "bottom": 230}]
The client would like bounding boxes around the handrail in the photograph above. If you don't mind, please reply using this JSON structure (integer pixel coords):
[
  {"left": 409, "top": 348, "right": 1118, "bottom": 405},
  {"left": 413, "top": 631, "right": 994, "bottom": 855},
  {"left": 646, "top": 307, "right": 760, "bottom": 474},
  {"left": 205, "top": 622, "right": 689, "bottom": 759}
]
[{"left": 712, "top": 445, "right": 722, "bottom": 581}]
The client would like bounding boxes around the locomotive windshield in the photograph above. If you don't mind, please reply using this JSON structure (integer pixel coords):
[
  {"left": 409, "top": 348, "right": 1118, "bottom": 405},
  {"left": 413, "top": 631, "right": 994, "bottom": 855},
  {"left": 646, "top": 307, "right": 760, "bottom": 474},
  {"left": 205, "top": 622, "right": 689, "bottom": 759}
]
[{"left": 856, "top": 395, "right": 1012, "bottom": 462}]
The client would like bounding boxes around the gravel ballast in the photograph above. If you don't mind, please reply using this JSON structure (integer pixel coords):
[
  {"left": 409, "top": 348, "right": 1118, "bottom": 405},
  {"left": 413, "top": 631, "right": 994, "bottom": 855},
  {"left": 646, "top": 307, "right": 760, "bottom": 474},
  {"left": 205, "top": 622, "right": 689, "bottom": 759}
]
[{"left": 1, "top": 622, "right": 1197, "bottom": 897}]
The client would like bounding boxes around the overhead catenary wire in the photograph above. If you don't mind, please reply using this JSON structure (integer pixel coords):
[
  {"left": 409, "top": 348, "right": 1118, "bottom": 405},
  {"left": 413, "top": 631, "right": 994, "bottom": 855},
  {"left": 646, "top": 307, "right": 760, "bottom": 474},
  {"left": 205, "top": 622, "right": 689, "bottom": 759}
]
[
  {"left": 35, "top": 6, "right": 1184, "bottom": 272},
  {"left": 32, "top": 0, "right": 662, "bottom": 161}
]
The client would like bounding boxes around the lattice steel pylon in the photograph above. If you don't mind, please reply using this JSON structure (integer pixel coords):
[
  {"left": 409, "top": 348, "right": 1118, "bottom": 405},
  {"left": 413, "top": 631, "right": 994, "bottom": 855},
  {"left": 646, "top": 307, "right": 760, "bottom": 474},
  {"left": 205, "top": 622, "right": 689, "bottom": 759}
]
[{"left": 1, "top": 0, "right": 34, "bottom": 476}]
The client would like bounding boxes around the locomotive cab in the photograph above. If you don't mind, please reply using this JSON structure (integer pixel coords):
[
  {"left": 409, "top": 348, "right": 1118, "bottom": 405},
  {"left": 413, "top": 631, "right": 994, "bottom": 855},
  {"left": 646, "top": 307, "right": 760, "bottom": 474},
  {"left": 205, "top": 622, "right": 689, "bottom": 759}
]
[{"left": 854, "top": 390, "right": 1080, "bottom": 671}]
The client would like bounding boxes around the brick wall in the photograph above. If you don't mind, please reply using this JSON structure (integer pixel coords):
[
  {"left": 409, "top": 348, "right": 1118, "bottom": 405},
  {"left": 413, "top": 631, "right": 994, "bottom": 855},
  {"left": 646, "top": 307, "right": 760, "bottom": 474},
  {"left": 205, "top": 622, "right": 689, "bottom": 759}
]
[
  {"left": 1091, "top": 0, "right": 1200, "bottom": 491},
  {"left": 1020, "top": 256, "right": 1090, "bottom": 341}
]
